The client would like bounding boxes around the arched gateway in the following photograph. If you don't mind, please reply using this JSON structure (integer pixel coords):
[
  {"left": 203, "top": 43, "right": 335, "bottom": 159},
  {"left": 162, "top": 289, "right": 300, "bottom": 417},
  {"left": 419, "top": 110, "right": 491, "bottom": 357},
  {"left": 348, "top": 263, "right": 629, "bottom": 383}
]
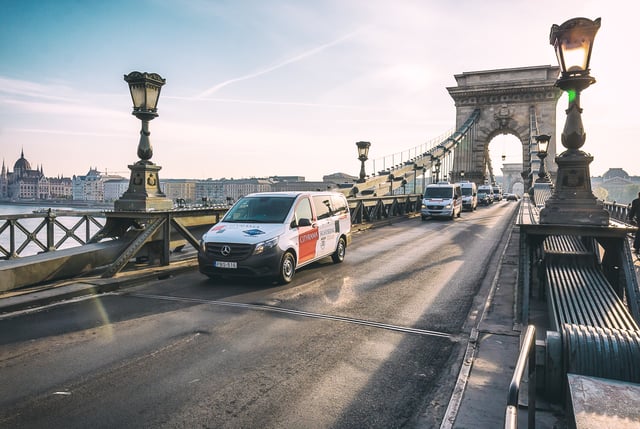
[{"left": 447, "top": 65, "right": 563, "bottom": 186}]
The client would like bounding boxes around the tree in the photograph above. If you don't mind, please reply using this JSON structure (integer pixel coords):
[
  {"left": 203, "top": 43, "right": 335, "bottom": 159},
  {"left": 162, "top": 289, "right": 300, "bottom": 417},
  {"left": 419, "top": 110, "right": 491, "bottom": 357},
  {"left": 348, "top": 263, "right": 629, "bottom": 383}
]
[
  {"left": 620, "top": 184, "right": 640, "bottom": 205},
  {"left": 593, "top": 186, "right": 608, "bottom": 202}
]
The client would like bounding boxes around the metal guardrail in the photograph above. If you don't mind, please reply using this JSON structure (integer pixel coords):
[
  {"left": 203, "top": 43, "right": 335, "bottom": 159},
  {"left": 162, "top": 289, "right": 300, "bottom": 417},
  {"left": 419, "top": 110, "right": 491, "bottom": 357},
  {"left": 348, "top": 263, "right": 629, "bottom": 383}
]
[
  {"left": 505, "top": 324, "right": 536, "bottom": 429},
  {"left": 0, "top": 209, "right": 106, "bottom": 259},
  {"left": 348, "top": 194, "right": 422, "bottom": 224},
  {"left": 0, "top": 194, "right": 423, "bottom": 262}
]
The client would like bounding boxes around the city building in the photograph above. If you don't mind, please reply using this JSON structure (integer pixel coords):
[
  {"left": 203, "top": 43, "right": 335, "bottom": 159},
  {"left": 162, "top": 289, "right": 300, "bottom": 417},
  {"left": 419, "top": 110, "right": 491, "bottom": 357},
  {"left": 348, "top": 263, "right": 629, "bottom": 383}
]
[
  {"left": 0, "top": 150, "right": 72, "bottom": 200},
  {"left": 162, "top": 179, "right": 197, "bottom": 204},
  {"left": 103, "top": 178, "right": 129, "bottom": 202},
  {"left": 0, "top": 147, "right": 365, "bottom": 205},
  {"left": 592, "top": 168, "right": 640, "bottom": 204},
  {"left": 323, "top": 172, "right": 358, "bottom": 185}
]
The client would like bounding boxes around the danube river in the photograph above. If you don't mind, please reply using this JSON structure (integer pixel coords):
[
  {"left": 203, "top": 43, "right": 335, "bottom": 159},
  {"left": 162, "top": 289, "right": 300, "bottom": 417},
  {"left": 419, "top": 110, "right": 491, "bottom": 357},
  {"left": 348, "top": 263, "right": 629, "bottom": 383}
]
[{"left": 0, "top": 203, "right": 108, "bottom": 257}]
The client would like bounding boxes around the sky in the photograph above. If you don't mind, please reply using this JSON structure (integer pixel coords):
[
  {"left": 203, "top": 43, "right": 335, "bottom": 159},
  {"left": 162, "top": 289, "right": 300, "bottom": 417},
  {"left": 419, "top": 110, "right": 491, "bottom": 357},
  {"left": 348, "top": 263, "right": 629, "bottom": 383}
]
[{"left": 0, "top": 0, "right": 636, "bottom": 182}]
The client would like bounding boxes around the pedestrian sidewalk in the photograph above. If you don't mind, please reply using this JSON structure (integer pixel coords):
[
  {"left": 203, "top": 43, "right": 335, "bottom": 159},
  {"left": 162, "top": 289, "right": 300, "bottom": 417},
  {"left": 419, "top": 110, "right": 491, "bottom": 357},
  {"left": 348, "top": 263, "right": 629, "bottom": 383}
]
[
  {"left": 446, "top": 226, "right": 640, "bottom": 428},
  {"left": 437, "top": 221, "right": 524, "bottom": 428},
  {"left": 442, "top": 221, "right": 567, "bottom": 428}
]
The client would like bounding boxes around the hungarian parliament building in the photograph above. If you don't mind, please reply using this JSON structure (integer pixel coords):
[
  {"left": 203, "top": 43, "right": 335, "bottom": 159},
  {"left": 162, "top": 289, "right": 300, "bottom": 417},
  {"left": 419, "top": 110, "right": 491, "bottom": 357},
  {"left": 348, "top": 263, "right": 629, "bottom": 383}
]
[{"left": 0, "top": 150, "right": 355, "bottom": 204}]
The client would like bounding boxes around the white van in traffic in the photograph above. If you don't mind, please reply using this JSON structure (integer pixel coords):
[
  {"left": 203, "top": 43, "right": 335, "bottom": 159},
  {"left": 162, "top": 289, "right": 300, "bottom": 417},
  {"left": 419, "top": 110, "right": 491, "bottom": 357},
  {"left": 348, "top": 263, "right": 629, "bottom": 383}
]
[
  {"left": 492, "top": 185, "right": 503, "bottom": 202},
  {"left": 478, "top": 184, "right": 493, "bottom": 205},
  {"left": 421, "top": 182, "right": 462, "bottom": 220},
  {"left": 460, "top": 181, "right": 477, "bottom": 211},
  {"left": 198, "top": 191, "right": 351, "bottom": 284}
]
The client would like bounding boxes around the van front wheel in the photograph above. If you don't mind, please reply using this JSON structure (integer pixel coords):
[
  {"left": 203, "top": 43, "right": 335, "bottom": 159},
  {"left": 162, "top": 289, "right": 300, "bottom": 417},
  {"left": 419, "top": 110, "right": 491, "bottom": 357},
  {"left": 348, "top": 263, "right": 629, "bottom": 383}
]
[
  {"left": 278, "top": 251, "right": 296, "bottom": 284},
  {"left": 332, "top": 237, "right": 346, "bottom": 263}
]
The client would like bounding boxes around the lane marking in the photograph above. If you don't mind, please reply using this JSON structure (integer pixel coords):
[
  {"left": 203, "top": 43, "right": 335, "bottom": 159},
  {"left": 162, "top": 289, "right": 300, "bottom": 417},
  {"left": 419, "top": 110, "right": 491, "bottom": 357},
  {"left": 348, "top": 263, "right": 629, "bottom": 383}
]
[{"left": 124, "top": 292, "right": 454, "bottom": 340}]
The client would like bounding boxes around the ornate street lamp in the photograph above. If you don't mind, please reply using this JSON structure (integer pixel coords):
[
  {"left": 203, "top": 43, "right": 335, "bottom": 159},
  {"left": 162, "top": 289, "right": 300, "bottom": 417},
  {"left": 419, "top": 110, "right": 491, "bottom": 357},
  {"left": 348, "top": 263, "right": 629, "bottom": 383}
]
[
  {"left": 386, "top": 173, "right": 394, "bottom": 195},
  {"left": 124, "top": 71, "right": 165, "bottom": 163},
  {"left": 356, "top": 141, "right": 371, "bottom": 183},
  {"left": 535, "top": 134, "right": 551, "bottom": 183},
  {"left": 540, "top": 17, "right": 608, "bottom": 225},
  {"left": 114, "top": 71, "right": 173, "bottom": 211}
]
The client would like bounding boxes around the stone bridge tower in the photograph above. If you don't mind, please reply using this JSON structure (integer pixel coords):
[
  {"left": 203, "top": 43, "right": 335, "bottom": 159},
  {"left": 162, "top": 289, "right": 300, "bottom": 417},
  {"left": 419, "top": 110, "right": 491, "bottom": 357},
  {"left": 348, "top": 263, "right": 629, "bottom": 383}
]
[
  {"left": 501, "top": 162, "right": 525, "bottom": 194},
  {"left": 447, "top": 66, "right": 563, "bottom": 185}
]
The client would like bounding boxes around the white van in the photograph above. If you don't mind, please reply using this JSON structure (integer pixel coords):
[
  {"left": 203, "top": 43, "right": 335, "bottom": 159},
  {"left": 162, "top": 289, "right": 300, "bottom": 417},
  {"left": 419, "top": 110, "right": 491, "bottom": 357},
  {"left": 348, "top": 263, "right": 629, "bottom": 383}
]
[
  {"left": 478, "top": 184, "right": 493, "bottom": 205},
  {"left": 421, "top": 182, "right": 462, "bottom": 220},
  {"left": 460, "top": 181, "right": 478, "bottom": 211},
  {"left": 198, "top": 191, "right": 351, "bottom": 284},
  {"left": 492, "top": 185, "right": 503, "bottom": 202}
]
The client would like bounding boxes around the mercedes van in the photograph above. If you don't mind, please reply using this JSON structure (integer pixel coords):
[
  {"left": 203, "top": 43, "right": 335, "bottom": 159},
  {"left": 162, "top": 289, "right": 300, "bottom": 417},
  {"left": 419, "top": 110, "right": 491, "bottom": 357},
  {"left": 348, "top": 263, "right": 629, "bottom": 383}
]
[
  {"left": 492, "top": 185, "right": 503, "bottom": 202},
  {"left": 460, "top": 181, "right": 478, "bottom": 211},
  {"left": 478, "top": 184, "right": 493, "bottom": 205},
  {"left": 198, "top": 191, "right": 351, "bottom": 284},
  {"left": 421, "top": 182, "right": 462, "bottom": 220}
]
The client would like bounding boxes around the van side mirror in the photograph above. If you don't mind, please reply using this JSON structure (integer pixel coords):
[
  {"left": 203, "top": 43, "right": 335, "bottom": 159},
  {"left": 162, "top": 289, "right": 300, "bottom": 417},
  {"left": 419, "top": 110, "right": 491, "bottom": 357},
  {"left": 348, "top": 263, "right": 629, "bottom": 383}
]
[{"left": 297, "top": 218, "right": 312, "bottom": 227}]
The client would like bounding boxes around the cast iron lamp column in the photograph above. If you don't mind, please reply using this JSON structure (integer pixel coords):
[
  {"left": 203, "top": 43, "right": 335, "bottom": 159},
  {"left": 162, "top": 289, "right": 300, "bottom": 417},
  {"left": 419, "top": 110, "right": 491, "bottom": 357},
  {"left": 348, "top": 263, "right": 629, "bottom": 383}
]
[
  {"left": 431, "top": 156, "right": 441, "bottom": 183},
  {"left": 387, "top": 173, "right": 394, "bottom": 195},
  {"left": 535, "top": 134, "right": 551, "bottom": 183},
  {"left": 356, "top": 141, "right": 371, "bottom": 183},
  {"left": 413, "top": 163, "right": 421, "bottom": 193},
  {"left": 115, "top": 71, "right": 173, "bottom": 211},
  {"left": 539, "top": 17, "right": 608, "bottom": 225}
]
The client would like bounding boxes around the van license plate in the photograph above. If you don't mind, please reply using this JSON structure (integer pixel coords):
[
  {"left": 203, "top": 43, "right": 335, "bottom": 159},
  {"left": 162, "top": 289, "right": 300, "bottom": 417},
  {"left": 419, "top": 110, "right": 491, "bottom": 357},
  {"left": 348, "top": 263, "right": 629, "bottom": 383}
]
[{"left": 215, "top": 261, "right": 237, "bottom": 269}]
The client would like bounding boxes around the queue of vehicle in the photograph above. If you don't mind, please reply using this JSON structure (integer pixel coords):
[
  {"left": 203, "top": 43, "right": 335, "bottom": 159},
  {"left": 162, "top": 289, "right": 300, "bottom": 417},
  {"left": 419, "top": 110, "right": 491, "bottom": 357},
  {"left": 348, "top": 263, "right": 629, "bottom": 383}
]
[{"left": 198, "top": 184, "right": 515, "bottom": 283}]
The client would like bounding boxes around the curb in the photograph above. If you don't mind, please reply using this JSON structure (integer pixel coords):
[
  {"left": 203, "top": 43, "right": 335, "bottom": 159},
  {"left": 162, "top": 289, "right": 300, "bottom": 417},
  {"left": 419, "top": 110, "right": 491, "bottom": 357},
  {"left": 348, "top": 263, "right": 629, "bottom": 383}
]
[{"left": 0, "top": 260, "right": 198, "bottom": 315}]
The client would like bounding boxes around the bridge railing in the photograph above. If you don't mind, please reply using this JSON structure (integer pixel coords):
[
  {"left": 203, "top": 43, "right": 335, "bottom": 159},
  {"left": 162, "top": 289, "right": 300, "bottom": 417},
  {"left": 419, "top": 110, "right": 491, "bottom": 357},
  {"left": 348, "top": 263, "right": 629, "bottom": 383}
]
[
  {"left": 369, "top": 129, "right": 453, "bottom": 174},
  {"left": 603, "top": 201, "right": 633, "bottom": 223},
  {"left": 0, "top": 209, "right": 106, "bottom": 259},
  {"left": 0, "top": 193, "right": 423, "bottom": 262},
  {"left": 505, "top": 325, "right": 536, "bottom": 429}
]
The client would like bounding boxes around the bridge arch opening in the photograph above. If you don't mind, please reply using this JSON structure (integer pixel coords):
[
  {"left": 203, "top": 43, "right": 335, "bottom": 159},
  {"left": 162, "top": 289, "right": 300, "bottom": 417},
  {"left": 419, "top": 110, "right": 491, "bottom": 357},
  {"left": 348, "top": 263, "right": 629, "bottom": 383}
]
[
  {"left": 447, "top": 66, "right": 563, "bottom": 192},
  {"left": 489, "top": 133, "right": 525, "bottom": 194}
]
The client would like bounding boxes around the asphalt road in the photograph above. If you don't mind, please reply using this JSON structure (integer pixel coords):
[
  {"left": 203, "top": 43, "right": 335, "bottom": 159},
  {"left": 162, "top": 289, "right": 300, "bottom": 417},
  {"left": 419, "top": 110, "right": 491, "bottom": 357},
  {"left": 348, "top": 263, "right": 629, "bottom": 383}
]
[{"left": 0, "top": 201, "right": 518, "bottom": 429}]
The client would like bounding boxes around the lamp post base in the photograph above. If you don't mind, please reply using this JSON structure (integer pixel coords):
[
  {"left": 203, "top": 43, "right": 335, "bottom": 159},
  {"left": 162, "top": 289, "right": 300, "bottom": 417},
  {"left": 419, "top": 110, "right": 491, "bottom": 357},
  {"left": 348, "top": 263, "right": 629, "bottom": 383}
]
[
  {"left": 539, "top": 149, "right": 609, "bottom": 225},
  {"left": 114, "top": 162, "right": 173, "bottom": 212}
]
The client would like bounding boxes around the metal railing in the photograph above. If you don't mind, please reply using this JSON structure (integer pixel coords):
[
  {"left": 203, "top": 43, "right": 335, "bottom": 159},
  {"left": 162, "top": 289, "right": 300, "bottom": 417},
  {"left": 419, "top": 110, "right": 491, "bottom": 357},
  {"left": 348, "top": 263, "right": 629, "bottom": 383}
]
[
  {"left": 0, "top": 209, "right": 106, "bottom": 259},
  {"left": 505, "top": 325, "right": 536, "bottom": 429},
  {"left": 348, "top": 194, "right": 422, "bottom": 224},
  {"left": 370, "top": 129, "right": 454, "bottom": 174},
  {"left": 0, "top": 193, "right": 423, "bottom": 262}
]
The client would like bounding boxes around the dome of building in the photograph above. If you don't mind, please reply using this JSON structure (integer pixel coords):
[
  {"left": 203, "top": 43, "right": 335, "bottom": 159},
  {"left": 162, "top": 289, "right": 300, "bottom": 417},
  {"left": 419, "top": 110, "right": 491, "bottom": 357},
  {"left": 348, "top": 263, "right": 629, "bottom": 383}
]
[
  {"left": 603, "top": 168, "right": 629, "bottom": 181},
  {"left": 13, "top": 150, "right": 32, "bottom": 172}
]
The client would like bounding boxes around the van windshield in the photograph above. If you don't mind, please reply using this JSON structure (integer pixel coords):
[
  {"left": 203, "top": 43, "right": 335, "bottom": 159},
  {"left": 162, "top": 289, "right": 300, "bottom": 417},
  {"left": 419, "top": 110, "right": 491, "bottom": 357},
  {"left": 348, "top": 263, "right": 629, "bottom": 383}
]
[
  {"left": 223, "top": 196, "right": 295, "bottom": 223},
  {"left": 461, "top": 187, "right": 474, "bottom": 196},
  {"left": 424, "top": 187, "right": 453, "bottom": 199}
]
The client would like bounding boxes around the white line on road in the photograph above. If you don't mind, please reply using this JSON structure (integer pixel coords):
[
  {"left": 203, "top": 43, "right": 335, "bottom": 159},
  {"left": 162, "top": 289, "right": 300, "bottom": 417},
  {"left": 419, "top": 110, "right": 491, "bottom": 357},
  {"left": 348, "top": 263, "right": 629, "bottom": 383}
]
[{"left": 124, "top": 292, "right": 455, "bottom": 340}]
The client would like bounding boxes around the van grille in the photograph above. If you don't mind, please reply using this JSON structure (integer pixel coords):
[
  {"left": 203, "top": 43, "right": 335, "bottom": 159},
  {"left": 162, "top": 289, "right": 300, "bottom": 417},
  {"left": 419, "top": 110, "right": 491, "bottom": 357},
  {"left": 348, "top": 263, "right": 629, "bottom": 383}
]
[{"left": 205, "top": 243, "right": 254, "bottom": 261}]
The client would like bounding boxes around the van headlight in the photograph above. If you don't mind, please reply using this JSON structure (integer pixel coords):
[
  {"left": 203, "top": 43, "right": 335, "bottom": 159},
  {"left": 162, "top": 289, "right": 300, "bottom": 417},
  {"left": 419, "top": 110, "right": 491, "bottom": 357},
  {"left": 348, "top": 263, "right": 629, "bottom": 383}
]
[
  {"left": 444, "top": 204, "right": 452, "bottom": 209},
  {"left": 253, "top": 236, "right": 279, "bottom": 255}
]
